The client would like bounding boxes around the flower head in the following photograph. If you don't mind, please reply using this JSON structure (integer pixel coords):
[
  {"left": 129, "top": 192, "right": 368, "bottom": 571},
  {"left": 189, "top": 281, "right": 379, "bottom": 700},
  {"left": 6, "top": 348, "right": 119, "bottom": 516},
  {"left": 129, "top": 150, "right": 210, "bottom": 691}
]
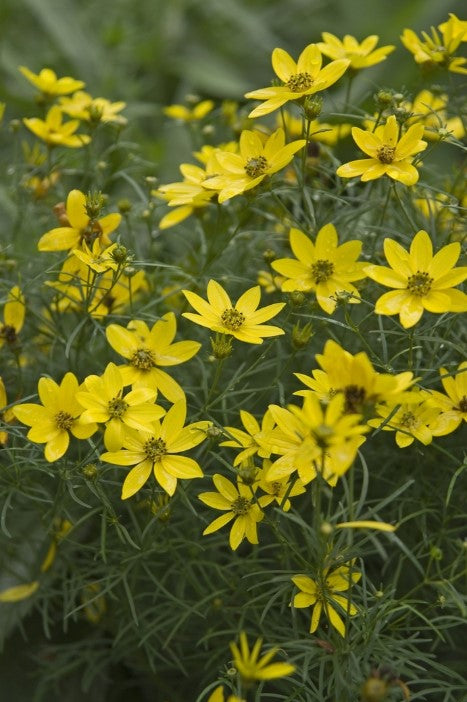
[
  {"left": 401, "top": 14, "right": 467, "bottom": 74},
  {"left": 317, "top": 33, "right": 395, "bottom": 70},
  {"left": 368, "top": 389, "right": 441, "bottom": 447},
  {"left": 59, "top": 91, "right": 127, "bottom": 124},
  {"left": 183, "top": 280, "right": 285, "bottom": 344},
  {"left": 23, "top": 106, "right": 91, "bottom": 148},
  {"left": 336, "top": 115, "right": 427, "bottom": 185},
  {"left": 244, "top": 44, "right": 349, "bottom": 118},
  {"left": 229, "top": 631, "right": 295, "bottom": 683},
  {"left": 292, "top": 562, "right": 361, "bottom": 637},
  {"left": 12, "top": 372, "right": 97, "bottom": 462},
  {"left": 365, "top": 230, "right": 467, "bottom": 328},
  {"left": 19, "top": 66, "right": 84, "bottom": 95},
  {"left": 428, "top": 362, "right": 467, "bottom": 436},
  {"left": 271, "top": 224, "right": 367, "bottom": 313}
]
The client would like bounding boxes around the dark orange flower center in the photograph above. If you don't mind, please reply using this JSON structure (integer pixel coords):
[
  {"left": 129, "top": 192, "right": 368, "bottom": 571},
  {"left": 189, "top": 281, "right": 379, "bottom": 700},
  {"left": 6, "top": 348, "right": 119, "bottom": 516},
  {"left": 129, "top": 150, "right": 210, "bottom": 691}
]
[
  {"left": 131, "top": 348, "right": 156, "bottom": 370},
  {"left": 231, "top": 495, "right": 251, "bottom": 515},
  {"left": 407, "top": 271, "right": 433, "bottom": 296},
  {"left": 457, "top": 396, "right": 467, "bottom": 413},
  {"left": 0, "top": 324, "right": 18, "bottom": 344},
  {"left": 108, "top": 396, "right": 129, "bottom": 418},
  {"left": 55, "top": 411, "right": 74, "bottom": 430},
  {"left": 245, "top": 155, "right": 268, "bottom": 178},
  {"left": 221, "top": 308, "right": 245, "bottom": 331},
  {"left": 311, "top": 259, "right": 334, "bottom": 283},
  {"left": 377, "top": 145, "right": 396, "bottom": 164},
  {"left": 144, "top": 437, "right": 167, "bottom": 461},
  {"left": 399, "top": 411, "right": 416, "bottom": 428},
  {"left": 286, "top": 72, "right": 314, "bottom": 92},
  {"left": 343, "top": 385, "right": 366, "bottom": 413}
]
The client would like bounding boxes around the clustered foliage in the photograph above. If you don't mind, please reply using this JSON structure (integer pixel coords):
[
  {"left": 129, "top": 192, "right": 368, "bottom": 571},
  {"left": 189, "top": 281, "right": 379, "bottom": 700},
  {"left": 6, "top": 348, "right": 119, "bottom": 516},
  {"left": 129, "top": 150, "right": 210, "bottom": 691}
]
[{"left": 0, "top": 13, "right": 466, "bottom": 702}]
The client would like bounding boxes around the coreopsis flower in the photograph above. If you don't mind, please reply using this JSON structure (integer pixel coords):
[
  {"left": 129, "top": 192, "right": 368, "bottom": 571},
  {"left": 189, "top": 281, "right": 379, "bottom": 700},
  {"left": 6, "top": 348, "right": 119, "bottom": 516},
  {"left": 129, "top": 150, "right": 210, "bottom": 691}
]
[
  {"left": 76, "top": 362, "right": 165, "bottom": 451},
  {"left": 71, "top": 240, "right": 121, "bottom": 273},
  {"left": 12, "top": 372, "right": 97, "bottom": 462},
  {"left": 292, "top": 561, "right": 361, "bottom": 637},
  {"left": 0, "top": 286, "right": 25, "bottom": 348},
  {"left": 317, "top": 33, "right": 395, "bottom": 70},
  {"left": 244, "top": 44, "right": 350, "bottom": 118},
  {"left": 264, "top": 393, "right": 368, "bottom": 486},
  {"left": 19, "top": 66, "right": 84, "bottom": 95},
  {"left": 106, "top": 314, "right": 200, "bottom": 401},
  {"left": 258, "top": 460, "right": 306, "bottom": 511},
  {"left": 59, "top": 91, "right": 127, "bottom": 124},
  {"left": 203, "top": 128, "right": 306, "bottom": 203},
  {"left": 38, "top": 189, "right": 121, "bottom": 251},
  {"left": 404, "top": 90, "right": 465, "bottom": 141},
  {"left": 401, "top": 14, "right": 467, "bottom": 74},
  {"left": 163, "top": 99, "right": 214, "bottom": 121},
  {"left": 182, "top": 280, "right": 285, "bottom": 344},
  {"left": 428, "top": 362, "right": 467, "bottom": 436},
  {"left": 101, "top": 400, "right": 210, "bottom": 498},
  {"left": 336, "top": 114, "right": 427, "bottom": 185},
  {"left": 368, "top": 389, "right": 441, "bottom": 447},
  {"left": 23, "top": 106, "right": 91, "bottom": 148},
  {"left": 230, "top": 631, "right": 295, "bottom": 683},
  {"left": 271, "top": 224, "right": 367, "bottom": 314},
  {"left": 364, "top": 230, "right": 467, "bottom": 328},
  {"left": 155, "top": 161, "right": 218, "bottom": 229},
  {"left": 257, "top": 270, "right": 285, "bottom": 293},
  {"left": 295, "top": 339, "right": 415, "bottom": 417},
  {"left": 220, "top": 408, "right": 276, "bottom": 465},
  {"left": 199, "top": 474, "right": 265, "bottom": 550},
  {"left": 0, "top": 377, "right": 15, "bottom": 446}
]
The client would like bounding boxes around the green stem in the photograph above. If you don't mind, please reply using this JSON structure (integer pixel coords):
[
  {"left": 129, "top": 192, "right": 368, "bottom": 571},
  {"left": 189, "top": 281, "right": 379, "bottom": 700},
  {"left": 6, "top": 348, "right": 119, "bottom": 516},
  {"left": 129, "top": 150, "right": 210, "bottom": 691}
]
[{"left": 392, "top": 181, "right": 418, "bottom": 232}]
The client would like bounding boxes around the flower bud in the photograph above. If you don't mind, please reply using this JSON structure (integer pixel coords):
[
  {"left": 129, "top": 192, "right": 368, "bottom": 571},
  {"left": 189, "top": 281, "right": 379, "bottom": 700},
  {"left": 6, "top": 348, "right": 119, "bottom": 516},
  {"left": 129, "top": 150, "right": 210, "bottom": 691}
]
[{"left": 210, "top": 333, "right": 233, "bottom": 359}]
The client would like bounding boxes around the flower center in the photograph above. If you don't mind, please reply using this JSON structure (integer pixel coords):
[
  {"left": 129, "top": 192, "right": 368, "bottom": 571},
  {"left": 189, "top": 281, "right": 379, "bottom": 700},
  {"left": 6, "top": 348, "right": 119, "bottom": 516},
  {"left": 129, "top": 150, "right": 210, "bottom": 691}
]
[
  {"left": 130, "top": 348, "right": 156, "bottom": 370},
  {"left": 407, "top": 271, "right": 433, "bottom": 296},
  {"left": 244, "top": 156, "right": 268, "bottom": 178},
  {"left": 270, "top": 481, "right": 282, "bottom": 496},
  {"left": 399, "top": 411, "right": 416, "bottom": 429},
  {"left": 55, "top": 410, "right": 74, "bottom": 430},
  {"left": 144, "top": 437, "right": 167, "bottom": 461},
  {"left": 286, "top": 72, "right": 314, "bottom": 92},
  {"left": 221, "top": 308, "right": 245, "bottom": 331},
  {"left": 231, "top": 495, "right": 251, "bottom": 515},
  {"left": 311, "top": 259, "right": 334, "bottom": 284},
  {"left": 80, "top": 220, "right": 103, "bottom": 246},
  {"left": 377, "top": 145, "right": 396, "bottom": 164},
  {"left": 107, "top": 396, "right": 129, "bottom": 418},
  {"left": 457, "top": 396, "right": 467, "bottom": 413},
  {"left": 343, "top": 385, "right": 366, "bottom": 413},
  {"left": 0, "top": 324, "right": 18, "bottom": 344},
  {"left": 312, "top": 423, "right": 334, "bottom": 449}
]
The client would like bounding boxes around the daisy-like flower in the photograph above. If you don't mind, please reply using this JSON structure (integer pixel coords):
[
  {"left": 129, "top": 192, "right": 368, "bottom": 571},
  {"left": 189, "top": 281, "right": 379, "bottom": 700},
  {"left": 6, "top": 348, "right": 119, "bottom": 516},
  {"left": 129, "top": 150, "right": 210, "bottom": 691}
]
[
  {"left": 12, "top": 372, "right": 97, "bottom": 462},
  {"left": 199, "top": 474, "right": 265, "bottom": 550},
  {"left": 295, "top": 339, "right": 415, "bottom": 417},
  {"left": 101, "top": 400, "right": 210, "bottom": 499},
  {"left": 203, "top": 128, "right": 306, "bottom": 203},
  {"left": 336, "top": 114, "right": 427, "bottom": 186},
  {"left": 76, "top": 362, "right": 165, "bottom": 451},
  {"left": 258, "top": 460, "right": 306, "bottom": 511},
  {"left": 23, "top": 106, "right": 91, "bottom": 149},
  {"left": 317, "top": 33, "right": 395, "bottom": 70},
  {"left": 401, "top": 14, "right": 467, "bottom": 74},
  {"left": 71, "top": 241, "right": 121, "bottom": 273},
  {"left": 230, "top": 631, "right": 295, "bottom": 683},
  {"left": 428, "top": 362, "right": 467, "bottom": 436},
  {"left": 155, "top": 159, "right": 219, "bottom": 229},
  {"left": 368, "top": 389, "right": 441, "bottom": 448},
  {"left": 19, "top": 66, "right": 84, "bottom": 96},
  {"left": 244, "top": 44, "right": 350, "bottom": 118},
  {"left": 163, "top": 99, "right": 214, "bottom": 122},
  {"left": 365, "top": 229, "right": 467, "bottom": 328},
  {"left": 292, "top": 562, "right": 361, "bottom": 637},
  {"left": 38, "top": 189, "right": 121, "bottom": 252},
  {"left": 106, "top": 313, "right": 200, "bottom": 401},
  {"left": 182, "top": 280, "right": 285, "bottom": 344},
  {"left": 0, "top": 286, "right": 25, "bottom": 348},
  {"left": 59, "top": 91, "right": 127, "bottom": 124},
  {"left": 220, "top": 408, "right": 276, "bottom": 466},
  {"left": 271, "top": 224, "right": 367, "bottom": 314}
]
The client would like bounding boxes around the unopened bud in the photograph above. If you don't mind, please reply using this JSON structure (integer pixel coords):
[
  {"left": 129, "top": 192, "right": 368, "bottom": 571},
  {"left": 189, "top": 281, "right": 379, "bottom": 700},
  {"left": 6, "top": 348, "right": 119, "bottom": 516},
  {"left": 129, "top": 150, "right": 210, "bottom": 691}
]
[
  {"left": 291, "top": 321, "right": 313, "bottom": 349},
  {"left": 118, "top": 198, "right": 132, "bottom": 214},
  {"left": 288, "top": 291, "right": 306, "bottom": 307},
  {"left": 85, "top": 191, "right": 105, "bottom": 219},
  {"left": 210, "top": 333, "right": 233, "bottom": 359},
  {"left": 374, "top": 90, "right": 393, "bottom": 108},
  {"left": 304, "top": 95, "right": 323, "bottom": 120}
]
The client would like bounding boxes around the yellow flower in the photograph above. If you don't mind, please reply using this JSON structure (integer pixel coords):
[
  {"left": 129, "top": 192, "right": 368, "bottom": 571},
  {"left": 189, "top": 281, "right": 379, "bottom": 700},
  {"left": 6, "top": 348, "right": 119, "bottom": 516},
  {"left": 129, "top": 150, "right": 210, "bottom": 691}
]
[
  {"left": 199, "top": 474, "right": 264, "bottom": 550},
  {"left": 38, "top": 189, "right": 121, "bottom": 252},
  {"left": 0, "top": 286, "right": 25, "bottom": 348},
  {"left": 101, "top": 400, "right": 209, "bottom": 498},
  {"left": 258, "top": 460, "right": 306, "bottom": 511},
  {"left": 0, "top": 376, "right": 15, "bottom": 446},
  {"left": 71, "top": 240, "right": 121, "bottom": 273},
  {"left": 19, "top": 66, "right": 84, "bottom": 95},
  {"left": 336, "top": 115, "right": 427, "bottom": 186},
  {"left": 230, "top": 631, "right": 295, "bottom": 683},
  {"left": 428, "top": 362, "right": 467, "bottom": 436},
  {"left": 182, "top": 280, "right": 285, "bottom": 344},
  {"left": 404, "top": 90, "right": 465, "bottom": 141},
  {"left": 365, "top": 230, "right": 467, "bottom": 328},
  {"left": 12, "top": 372, "right": 97, "bottom": 462},
  {"left": 0, "top": 581, "right": 40, "bottom": 602},
  {"left": 156, "top": 161, "right": 217, "bottom": 229},
  {"left": 244, "top": 44, "right": 349, "bottom": 118},
  {"left": 295, "top": 339, "right": 415, "bottom": 416},
  {"left": 59, "top": 91, "right": 127, "bottom": 124},
  {"left": 368, "top": 389, "right": 441, "bottom": 448},
  {"left": 401, "top": 14, "right": 467, "bottom": 74},
  {"left": 163, "top": 99, "right": 214, "bottom": 121},
  {"left": 106, "top": 313, "right": 200, "bottom": 401},
  {"left": 220, "top": 408, "right": 276, "bottom": 465},
  {"left": 23, "top": 105, "right": 91, "bottom": 148},
  {"left": 292, "top": 562, "right": 361, "bottom": 637},
  {"left": 207, "top": 686, "right": 244, "bottom": 702},
  {"left": 271, "top": 224, "right": 367, "bottom": 314},
  {"left": 317, "top": 33, "right": 395, "bottom": 70},
  {"left": 76, "top": 362, "right": 165, "bottom": 451},
  {"left": 203, "top": 128, "right": 305, "bottom": 203}
]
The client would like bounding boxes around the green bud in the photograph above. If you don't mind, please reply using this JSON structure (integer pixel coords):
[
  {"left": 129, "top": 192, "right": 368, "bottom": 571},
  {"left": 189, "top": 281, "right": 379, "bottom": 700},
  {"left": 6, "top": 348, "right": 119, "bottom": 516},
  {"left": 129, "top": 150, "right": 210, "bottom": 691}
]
[
  {"left": 85, "top": 191, "right": 105, "bottom": 219},
  {"left": 82, "top": 463, "right": 98, "bottom": 480},
  {"left": 291, "top": 321, "right": 313, "bottom": 349},
  {"left": 111, "top": 244, "right": 129, "bottom": 264},
  {"left": 374, "top": 89, "right": 394, "bottom": 108},
  {"left": 210, "top": 333, "right": 233, "bottom": 360},
  {"left": 117, "top": 198, "right": 132, "bottom": 214},
  {"left": 288, "top": 291, "right": 306, "bottom": 307},
  {"left": 304, "top": 95, "right": 323, "bottom": 120},
  {"left": 430, "top": 545, "right": 443, "bottom": 561}
]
